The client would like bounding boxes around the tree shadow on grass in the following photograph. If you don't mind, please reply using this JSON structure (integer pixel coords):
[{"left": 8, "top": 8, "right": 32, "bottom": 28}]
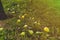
[
  {"left": 0, "top": 14, "right": 13, "bottom": 20},
  {"left": 0, "top": 0, "right": 13, "bottom": 20}
]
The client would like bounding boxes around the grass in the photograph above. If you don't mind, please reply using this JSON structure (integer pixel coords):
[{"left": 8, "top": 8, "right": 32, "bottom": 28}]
[{"left": 0, "top": 0, "right": 60, "bottom": 40}]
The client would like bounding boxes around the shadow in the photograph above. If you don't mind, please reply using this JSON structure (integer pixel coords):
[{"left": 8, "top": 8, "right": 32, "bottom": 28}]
[{"left": 0, "top": 0, "right": 13, "bottom": 20}]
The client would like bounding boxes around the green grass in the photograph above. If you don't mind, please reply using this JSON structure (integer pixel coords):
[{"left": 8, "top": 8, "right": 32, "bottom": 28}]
[{"left": 0, "top": 0, "right": 60, "bottom": 40}]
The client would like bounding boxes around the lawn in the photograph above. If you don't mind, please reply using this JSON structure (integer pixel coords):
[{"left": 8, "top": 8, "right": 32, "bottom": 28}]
[{"left": 0, "top": 0, "right": 60, "bottom": 40}]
